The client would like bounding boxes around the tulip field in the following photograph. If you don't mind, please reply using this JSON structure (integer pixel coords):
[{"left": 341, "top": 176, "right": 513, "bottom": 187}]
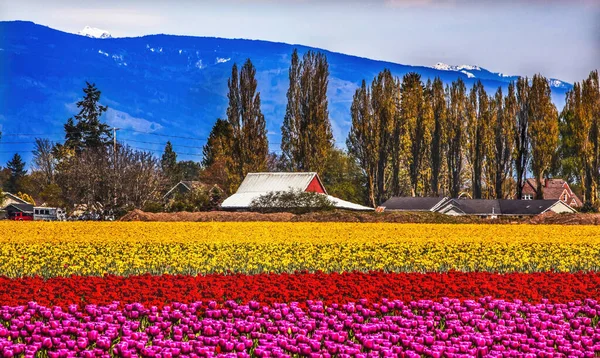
[{"left": 1, "top": 222, "right": 600, "bottom": 357}]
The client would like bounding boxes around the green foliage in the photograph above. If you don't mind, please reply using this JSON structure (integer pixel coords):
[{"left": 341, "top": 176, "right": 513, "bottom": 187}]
[
  {"left": 178, "top": 161, "right": 202, "bottom": 181},
  {"left": 250, "top": 189, "right": 335, "bottom": 214},
  {"left": 322, "top": 148, "right": 367, "bottom": 207},
  {"left": 202, "top": 119, "right": 232, "bottom": 168}
]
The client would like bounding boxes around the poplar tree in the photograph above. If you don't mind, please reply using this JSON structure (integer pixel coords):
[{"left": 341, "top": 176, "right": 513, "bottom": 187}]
[
  {"left": 281, "top": 50, "right": 333, "bottom": 173},
  {"left": 281, "top": 49, "right": 302, "bottom": 170},
  {"left": 465, "top": 81, "right": 488, "bottom": 199},
  {"left": 561, "top": 70, "right": 599, "bottom": 205},
  {"left": 399, "top": 72, "right": 431, "bottom": 197},
  {"left": 445, "top": 79, "right": 467, "bottom": 198},
  {"left": 430, "top": 77, "right": 446, "bottom": 196},
  {"left": 347, "top": 80, "right": 377, "bottom": 207},
  {"left": 514, "top": 78, "right": 530, "bottom": 200},
  {"left": 374, "top": 70, "right": 400, "bottom": 200},
  {"left": 529, "top": 74, "right": 559, "bottom": 199},
  {"left": 491, "top": 87, "right": 514, "bottom": 199},
  {"left": 225, "top": 60, "right": 268, "bottom": 191}
]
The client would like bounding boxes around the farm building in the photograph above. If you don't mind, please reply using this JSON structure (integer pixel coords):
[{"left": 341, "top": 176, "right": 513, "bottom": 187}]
[
  {"left": 521, "top": 178, "right": 582, "bottom": 207},
  {"left": 0, "top": 192, "right": 28, "bottom": 208},
  {"left": 163, "top": 181, "right": 223, "bottom": 200},
  {"left": 221, "top": 172, "right": 372, "bottom": 211},
  {"left": 381, "top": 196, "right": 576, "bottom": 218}
]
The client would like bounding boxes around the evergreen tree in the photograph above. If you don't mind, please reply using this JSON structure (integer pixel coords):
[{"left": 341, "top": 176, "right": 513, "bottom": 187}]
[
  {"left": 64, "top": 82, "right": 111, "bottom": 152},
  {"left": 161, "top": 141, "right": 180, "bottom": 185},
  {"left": 202, "top": 119, "right": 233, "bottom": 168},
  {"left": 5, "top": 153, "right": 26, "bottom": 193},
  {"left": 430, "top": 77, "right": 446, "bottom": 196},
  {"left": 281, "top": 50, "right": 333, "bottom": 173},
  {"left": 225, "top": 59, "right": 268, "bottom": 191},
  {"left": 514, "top": 77, "right": 530, "bottom": 200},
  {"left": 445, "top": 79, "right": 467, "bottom": 198},
  {"left": 529, "top": 74, "right": 559, "bottom": 199}
]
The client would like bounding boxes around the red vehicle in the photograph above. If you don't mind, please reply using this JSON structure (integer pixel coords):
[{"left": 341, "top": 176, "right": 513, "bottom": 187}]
[{"left": 9, "top": 212, "right": 34, "bottom": 221}]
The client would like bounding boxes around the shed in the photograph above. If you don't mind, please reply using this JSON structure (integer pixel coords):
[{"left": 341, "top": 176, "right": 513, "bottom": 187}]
[
  {"left": 435, "top": 198, "right": 575, "bottom": 217},
  {"left": 221, "top": 172, "right": 372, "bottom": 211},
  {"left": 163, "top": 181, "right": 222, "bottom": 200},
  {"left": 4, "top": 203, "right": 34, "bottom": 215}
]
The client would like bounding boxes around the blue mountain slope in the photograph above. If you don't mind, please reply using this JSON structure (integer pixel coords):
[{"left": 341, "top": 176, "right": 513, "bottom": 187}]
[{"left": 0, "top": 21, "right": 571, "bottom": 165}]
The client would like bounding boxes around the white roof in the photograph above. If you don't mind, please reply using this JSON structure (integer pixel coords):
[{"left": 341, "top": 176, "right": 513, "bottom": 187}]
[
  {"left": 221, "top": 172, "right": 373, "bottom": 211},
  {"left": 236, "top": 172, "right": 326, "bottom": 194}
]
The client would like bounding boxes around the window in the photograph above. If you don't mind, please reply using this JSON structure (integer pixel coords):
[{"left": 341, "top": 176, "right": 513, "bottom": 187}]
[{"left": 522, "top": 194, "right": 533, "bottom": 200}]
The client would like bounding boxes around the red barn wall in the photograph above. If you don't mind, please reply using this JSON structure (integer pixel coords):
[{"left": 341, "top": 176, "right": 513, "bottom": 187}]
[{"left": 305, "top": 177, "right": 326, "bottom": 194}]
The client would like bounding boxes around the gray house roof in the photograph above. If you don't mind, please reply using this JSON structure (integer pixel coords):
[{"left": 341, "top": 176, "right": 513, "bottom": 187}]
[
  {"left": 380, "top": 197, "right": 446, "bottom": 211},
  {"left": 437, "top": 198, "right": 575, "bottom": 216},
  {"left": 4, "top": 203, "right": 34, "bottom": 213}
]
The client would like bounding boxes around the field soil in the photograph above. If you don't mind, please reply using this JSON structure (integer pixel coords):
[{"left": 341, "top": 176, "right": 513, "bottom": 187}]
[
  {"left": 121, "top": 209, "right": 493, "bottom": 223},
  {"left": 120, "top": 209, "right": 599, "bottom": 224}
]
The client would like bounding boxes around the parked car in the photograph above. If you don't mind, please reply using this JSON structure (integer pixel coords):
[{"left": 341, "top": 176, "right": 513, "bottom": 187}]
[{"left": 9, "top": 211, "right": 34, "bottom": 221}]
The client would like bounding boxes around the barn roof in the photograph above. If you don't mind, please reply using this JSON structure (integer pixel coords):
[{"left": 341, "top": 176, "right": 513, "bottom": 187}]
[{"left": 235, "top": 172, "right": 327, "bottom": 194}]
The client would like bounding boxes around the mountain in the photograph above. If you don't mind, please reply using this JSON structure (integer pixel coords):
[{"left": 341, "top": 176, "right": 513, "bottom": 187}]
[{"left": 0, "top": 21, "right": 572, "bottom": 165}]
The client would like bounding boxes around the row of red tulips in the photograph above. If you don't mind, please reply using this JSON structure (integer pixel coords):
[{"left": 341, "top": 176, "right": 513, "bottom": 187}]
[{"left": 1, "top": 271, "right": 599, "bottom": 308}]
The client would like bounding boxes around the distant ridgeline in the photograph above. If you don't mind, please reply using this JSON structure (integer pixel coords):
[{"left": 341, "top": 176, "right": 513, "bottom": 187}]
[{"left": 0, "top": 21, "right": 572, "bottom": 164}]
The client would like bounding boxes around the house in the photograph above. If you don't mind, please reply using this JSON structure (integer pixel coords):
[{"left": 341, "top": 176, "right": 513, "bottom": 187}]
[
  {"left": 163, "top": 181, "right": 222, "bottom": 200},
  {"left": 521, "top": 178, "right": 582, "bottom": 207},
  {"left": 435, "top": 198, "right": 575, "bottom": 218},
  {"left": 380, "top": 197, "right": 447, "bottom": 212},
  {"left": 221, "top": 172, "right": 373, "bottom": 211},
  {"left": 1, "top": 192, "right": 28, "bottom": 208}
]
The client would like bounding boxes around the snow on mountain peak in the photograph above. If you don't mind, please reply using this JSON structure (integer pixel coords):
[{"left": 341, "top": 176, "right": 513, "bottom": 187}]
[
  {"left": 433, "top": 62, "right": 481, "bottom": 72},
  {"left": 78, "top": 26, "right": 112, "bottom": 39}
]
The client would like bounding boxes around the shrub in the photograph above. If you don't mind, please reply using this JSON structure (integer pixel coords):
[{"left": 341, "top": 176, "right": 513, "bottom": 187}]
[{"left": 250, "top": 189, "right": 334, "bottom": 214}]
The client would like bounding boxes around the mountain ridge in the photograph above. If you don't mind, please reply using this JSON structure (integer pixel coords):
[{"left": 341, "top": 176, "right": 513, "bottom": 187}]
[{"left": 0, "top": 21, "right": 572, "bottom": 165}]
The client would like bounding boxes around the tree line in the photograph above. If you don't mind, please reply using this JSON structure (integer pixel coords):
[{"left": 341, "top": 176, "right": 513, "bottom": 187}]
[{"left": 1, "top": 51, "right": 599, "bottom": 212}]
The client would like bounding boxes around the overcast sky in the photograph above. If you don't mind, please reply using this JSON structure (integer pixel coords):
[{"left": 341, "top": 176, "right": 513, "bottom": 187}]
[{"left": 1, "top": 0, "right": 599, "bottom": 82}]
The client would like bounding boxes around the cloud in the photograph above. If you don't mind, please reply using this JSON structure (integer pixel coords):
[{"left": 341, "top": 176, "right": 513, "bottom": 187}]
[{"left": 104, "top": 108, "right": 163, "bottom": 133}]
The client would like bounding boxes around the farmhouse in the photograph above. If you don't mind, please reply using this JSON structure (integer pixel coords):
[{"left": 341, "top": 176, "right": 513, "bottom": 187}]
[
  {"left": 381, "top": 196, "right": 576, "bottom": 218},
  {"left": 521, "top": 178, "right": 582, "bottom": 207},
  {"left": 221, "top": 172, "right": 373, "bottom": 211}
]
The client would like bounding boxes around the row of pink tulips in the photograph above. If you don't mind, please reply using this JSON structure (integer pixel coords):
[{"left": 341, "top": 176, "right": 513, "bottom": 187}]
[{"left": 1, "top": 298, "right": 600, "bottom": 357}]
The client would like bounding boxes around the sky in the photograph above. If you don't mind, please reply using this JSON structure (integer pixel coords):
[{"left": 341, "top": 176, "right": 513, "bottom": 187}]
[{"left": 0, "top": 0, "right": 598, "bottom": 83}]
